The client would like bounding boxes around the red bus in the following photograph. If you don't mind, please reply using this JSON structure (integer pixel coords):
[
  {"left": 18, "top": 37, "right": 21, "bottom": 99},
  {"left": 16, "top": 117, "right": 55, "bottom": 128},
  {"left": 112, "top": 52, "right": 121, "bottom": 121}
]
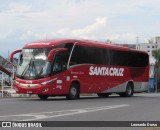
[{"left": 10, "top": 39, "right": 149, "bottom": 99}]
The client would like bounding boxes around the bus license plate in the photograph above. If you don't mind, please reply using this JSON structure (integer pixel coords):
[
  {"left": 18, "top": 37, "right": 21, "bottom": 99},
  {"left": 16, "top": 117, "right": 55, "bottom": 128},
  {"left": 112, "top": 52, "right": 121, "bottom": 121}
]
[{"left": 27, "top": 91, "right": 32, "bottom": 94}]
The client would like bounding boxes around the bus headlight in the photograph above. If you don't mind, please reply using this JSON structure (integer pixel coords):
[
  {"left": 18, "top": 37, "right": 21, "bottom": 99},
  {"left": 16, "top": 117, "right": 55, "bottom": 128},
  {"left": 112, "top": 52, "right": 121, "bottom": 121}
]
[
  {"left": 15, "top": 81, "right": 20, "bottom": 85},
  {"left": 40, "top": 78, "right": 57, "bottom": 85}
]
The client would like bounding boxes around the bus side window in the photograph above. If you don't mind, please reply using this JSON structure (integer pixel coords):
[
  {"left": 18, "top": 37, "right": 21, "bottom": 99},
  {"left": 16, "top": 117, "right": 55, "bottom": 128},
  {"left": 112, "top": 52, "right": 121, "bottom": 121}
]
[
  {"left": 70, "top": 45, "right": 89, "bottom": 66},
  {"left": 52, "top": 54, "right": 63, "bottom": 74},
  {"left": 129, "top": 52, "right": 148, "bottom": 67}
]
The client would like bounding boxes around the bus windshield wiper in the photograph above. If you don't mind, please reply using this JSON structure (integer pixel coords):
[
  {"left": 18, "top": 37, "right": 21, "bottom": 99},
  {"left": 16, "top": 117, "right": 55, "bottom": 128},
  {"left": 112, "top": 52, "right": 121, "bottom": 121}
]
[
  {"left": 21, "top": 58, "right": 32, "bottom": 77},
  {"left": 32, "top": 59, "right": 39, "bottom": 78}
]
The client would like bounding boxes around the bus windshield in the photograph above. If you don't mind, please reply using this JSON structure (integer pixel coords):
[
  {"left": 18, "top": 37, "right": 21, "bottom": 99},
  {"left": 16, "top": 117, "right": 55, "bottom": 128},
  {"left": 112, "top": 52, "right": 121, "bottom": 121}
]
[
  {"left": 16, "top": 48, "right": 52, "bottom": 79},
  {"left": 16, "top": 43, "right": 74, "bottom": 79}
]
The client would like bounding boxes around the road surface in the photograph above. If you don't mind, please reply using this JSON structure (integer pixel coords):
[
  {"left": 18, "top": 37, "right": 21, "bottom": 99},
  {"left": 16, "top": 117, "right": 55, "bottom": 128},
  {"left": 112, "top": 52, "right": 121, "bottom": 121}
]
[{"left": 0, "top": 93, "right": 160, "bottom": 130}]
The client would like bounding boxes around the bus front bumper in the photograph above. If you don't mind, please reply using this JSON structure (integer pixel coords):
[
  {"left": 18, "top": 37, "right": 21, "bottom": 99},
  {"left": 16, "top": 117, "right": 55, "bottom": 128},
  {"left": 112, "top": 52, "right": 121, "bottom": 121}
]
[{"left": 14, "top": 82, "right": 67, "bottom": 95}]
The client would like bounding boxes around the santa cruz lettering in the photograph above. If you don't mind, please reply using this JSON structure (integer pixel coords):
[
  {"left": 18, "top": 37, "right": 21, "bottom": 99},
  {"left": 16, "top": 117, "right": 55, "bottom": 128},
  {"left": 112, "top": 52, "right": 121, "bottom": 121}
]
[{"left": 89, "top": 66, "right": 124, "bottom": 76}]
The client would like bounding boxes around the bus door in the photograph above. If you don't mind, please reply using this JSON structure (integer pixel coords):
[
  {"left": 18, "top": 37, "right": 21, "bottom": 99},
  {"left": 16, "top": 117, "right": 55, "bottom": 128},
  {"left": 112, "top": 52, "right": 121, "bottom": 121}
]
[
  {"left": 51, "top": 52, "right": 68, "bottom": 92},
  {"left": 48, "top": 48, "right": 67, "bottom": 93}
]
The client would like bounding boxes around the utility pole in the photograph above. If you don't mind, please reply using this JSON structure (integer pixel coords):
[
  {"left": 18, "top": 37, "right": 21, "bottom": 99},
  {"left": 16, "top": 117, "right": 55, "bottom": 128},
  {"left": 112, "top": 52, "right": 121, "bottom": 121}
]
[
  {"left": 155, "top": 49, "right": 158, "bottom": 93},
  {"left": 8, "top": 50, "right": 10, "bottom": 61}
]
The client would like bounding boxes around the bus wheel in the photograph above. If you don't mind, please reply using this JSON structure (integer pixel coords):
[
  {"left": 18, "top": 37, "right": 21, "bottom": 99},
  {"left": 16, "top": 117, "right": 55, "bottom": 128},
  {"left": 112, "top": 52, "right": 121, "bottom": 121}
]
[
  {"left": 38, "top": 95, "right": 49, "bottom": 100},
  {"left": 97, "top": 93, "right": 110, "bottom": 98},
  {"left": 120, "top": 83, "right": 133, "bottom": 97},
  {"left": 66, "top": 83, "right": 80, "bottom": 100}
]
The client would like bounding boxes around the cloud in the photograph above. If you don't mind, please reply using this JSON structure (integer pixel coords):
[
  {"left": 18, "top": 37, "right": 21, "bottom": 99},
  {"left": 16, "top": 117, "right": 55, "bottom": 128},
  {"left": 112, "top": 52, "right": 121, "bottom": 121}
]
[
  {"left": 8, "top": 3, "right": 31, "bottom": 13},
  {"left": 71, "top": 17, "right": 107, "bottom": 37},
  {"left": 1, "top": 0, "right": 160, "bottom": 58},
  {"left": 19, "top": 30, "right": 33, "bottom": 40},
  {"left": 0, "top": 30, "right": 14, "bottom": 40},
  {"left": 106, "top": 33, "right": 136, "bottom": 44},
  {"left": 18, "top": 17, "right": 107, "bottom": 40}
]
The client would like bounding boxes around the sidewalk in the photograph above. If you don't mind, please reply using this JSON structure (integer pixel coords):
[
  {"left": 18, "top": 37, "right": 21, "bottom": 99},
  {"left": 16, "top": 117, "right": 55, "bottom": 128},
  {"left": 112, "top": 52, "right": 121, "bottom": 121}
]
[
  {"left": 0, "top": 88, "right": 37, "bottom": 98},
  {"left": 134, "top": 92, "right": 160, "bottom": 97}
]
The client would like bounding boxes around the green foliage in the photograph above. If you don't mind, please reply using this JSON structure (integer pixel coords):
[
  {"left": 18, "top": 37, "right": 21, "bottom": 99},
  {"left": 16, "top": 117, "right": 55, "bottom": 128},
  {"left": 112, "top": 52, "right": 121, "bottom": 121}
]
[
  {"left": 152, "top": 49, "right": 160, "bottom": 78},
  {"left": 152, "top": 49, "right": 160, "bottom": 63}
]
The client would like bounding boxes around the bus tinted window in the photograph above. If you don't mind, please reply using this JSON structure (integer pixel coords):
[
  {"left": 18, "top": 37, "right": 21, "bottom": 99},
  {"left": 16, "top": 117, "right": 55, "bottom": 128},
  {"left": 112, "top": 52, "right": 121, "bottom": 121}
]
[
  {"left": 70, "top": 45, "right": 89, "bottom": 65},
  {"left": 88, "top": 47, "right": 103, "bottom": 64},
  {"left": 82, "top": 46, "right": 129, "bottom": 66},
  {"left": 70, "top": 45, "right": 148, "bottom": 67},
  {"left": 108, "top": 50, "right": 128, "bottom": 66},
  {"left": 70, "top": 45, "right": 110, "bottom": 65},
  {"left": 129, "top": 52, "right": 148, "bottom": 67},
  {"left": 57, "top": 43, "right": 74, "bottom": 64}
]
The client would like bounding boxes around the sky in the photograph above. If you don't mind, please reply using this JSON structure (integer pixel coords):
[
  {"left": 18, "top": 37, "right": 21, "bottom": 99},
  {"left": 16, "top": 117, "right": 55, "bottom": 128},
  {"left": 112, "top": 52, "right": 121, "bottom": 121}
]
[{"left": 0, "top": 0, "right": 160, "bottom": 58}]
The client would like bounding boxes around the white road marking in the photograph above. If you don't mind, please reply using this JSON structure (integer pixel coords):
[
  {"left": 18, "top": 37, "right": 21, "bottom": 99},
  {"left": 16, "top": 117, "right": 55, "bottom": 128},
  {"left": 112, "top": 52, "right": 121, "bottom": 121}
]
[{"left": 0, "top": 104, "right": 129, "bottom": 121}]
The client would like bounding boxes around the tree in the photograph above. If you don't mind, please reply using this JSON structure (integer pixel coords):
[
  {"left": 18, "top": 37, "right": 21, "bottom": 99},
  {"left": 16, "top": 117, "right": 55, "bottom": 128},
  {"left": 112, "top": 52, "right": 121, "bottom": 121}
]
[{"left": 152, "top": 49, "right": 160, "bottom": 91}]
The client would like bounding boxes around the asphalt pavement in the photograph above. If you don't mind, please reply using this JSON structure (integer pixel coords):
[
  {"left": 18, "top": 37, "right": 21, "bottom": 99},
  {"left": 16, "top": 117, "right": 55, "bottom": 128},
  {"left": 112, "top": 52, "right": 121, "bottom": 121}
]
[{"left": 0, "top": 93, "right": 160, "bottom": 130}]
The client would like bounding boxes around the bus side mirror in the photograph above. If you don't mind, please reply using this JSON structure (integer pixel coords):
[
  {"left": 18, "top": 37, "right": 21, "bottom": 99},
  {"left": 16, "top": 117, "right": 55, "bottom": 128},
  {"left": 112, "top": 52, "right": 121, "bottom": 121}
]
[
  {"left": 10, "top": 49, "right": 22, "bottom": 63},
  {"left": 48, "top": 48, "right": 67, "bottom": 63}
]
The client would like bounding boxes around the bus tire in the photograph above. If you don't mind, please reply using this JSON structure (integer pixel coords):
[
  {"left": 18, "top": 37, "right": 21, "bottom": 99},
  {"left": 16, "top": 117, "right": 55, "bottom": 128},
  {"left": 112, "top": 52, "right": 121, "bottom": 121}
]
[
  {"left": 38, "top": 95, "right": 49, "bottom": 100},
  {"left": 97, "top": 93, "right": 110, "bottom": 98},
  {"left": 66, "top": 83, "right": 80, "bottom": 100},
  {"left": 120, "top": 83, "right": 133, "bottom": 97}
]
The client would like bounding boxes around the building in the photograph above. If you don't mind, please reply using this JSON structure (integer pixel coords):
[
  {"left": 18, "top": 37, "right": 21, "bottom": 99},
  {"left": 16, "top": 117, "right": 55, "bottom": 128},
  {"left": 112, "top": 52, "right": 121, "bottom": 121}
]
[
  {"left": 136, "top": 36, "right": 160, "bottom": 92},
  {"left": 136, "top": 36, "right": 160, "bottom": 58},
  {"left": 115, "top": 44, "right": 136, "bottom": 49}
]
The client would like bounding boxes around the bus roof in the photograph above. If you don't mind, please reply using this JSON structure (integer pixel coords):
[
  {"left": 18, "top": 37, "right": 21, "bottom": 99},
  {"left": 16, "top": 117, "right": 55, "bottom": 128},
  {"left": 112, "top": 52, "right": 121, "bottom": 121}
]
[
  {"left": 23, "top": 38, "right": 148, "bottom": 54},
  {"left": 24, "top": 39, "right": 112, "bottom": 48}
]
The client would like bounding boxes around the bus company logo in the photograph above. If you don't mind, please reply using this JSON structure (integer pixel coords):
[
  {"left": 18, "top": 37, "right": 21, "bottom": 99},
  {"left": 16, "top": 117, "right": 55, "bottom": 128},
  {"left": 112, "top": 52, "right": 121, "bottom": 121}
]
[
  {"left": 26, "top": 81, "right": 32, "bottom": 84},
  {"left": 89, "top": 66, "right": 124, "bottom": 76}
]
